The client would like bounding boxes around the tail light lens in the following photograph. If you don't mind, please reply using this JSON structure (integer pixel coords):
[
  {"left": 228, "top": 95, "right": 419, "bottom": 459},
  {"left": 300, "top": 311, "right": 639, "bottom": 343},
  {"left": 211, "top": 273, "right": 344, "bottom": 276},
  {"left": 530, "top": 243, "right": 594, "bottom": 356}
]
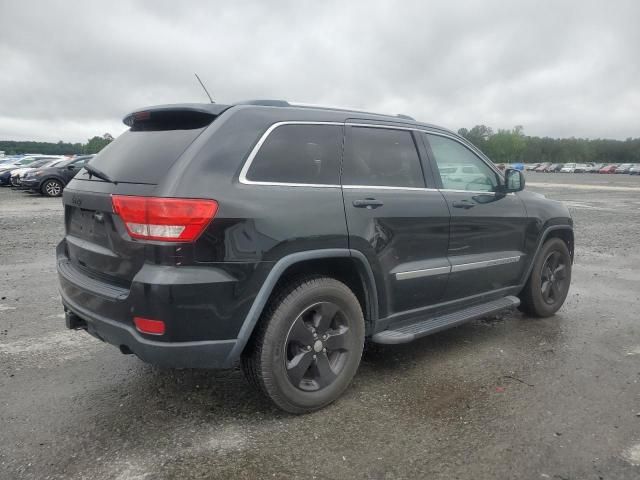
[{"left": 111, "top": 195, "right": 218, "bottom": 242}]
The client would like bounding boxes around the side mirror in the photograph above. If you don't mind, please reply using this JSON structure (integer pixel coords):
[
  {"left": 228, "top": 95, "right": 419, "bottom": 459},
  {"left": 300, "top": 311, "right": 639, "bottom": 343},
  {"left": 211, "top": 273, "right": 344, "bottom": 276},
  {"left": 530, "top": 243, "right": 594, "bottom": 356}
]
[
  {"left": 67, "top": 165, "right": 76, "bottom": 170},
  {"left": 502, "top": 168, "right": 525, "bottom": 193}
]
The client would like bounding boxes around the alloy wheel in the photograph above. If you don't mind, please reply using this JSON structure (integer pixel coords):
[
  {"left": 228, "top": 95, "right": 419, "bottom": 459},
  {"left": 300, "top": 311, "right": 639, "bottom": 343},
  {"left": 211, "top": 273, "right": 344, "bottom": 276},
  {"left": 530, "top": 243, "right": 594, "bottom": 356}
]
[
  {"left": 540, "top": 251, "right": 568, "bottom": 305},
  {"left": 284, "top": 301, "right": 352, "bottom": 392},
  {"left": 44, "top": 180, "right": 62, "bottom": 196}
]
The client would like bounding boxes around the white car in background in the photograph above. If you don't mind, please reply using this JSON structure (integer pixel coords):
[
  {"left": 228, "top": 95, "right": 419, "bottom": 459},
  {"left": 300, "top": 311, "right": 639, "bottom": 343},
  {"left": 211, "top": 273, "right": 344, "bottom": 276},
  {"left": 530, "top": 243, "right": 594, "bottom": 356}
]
[{"left": 560, "top": 163, "right": 578, "bottom": 173}]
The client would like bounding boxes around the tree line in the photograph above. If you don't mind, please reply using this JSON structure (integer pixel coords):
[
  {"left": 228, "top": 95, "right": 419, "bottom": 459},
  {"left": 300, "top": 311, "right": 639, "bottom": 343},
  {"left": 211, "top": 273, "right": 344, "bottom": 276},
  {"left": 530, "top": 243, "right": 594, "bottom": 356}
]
[
  {"left": 458, "top": 125, "right": 640, "bottom": 164},
  {"left": 0, "top": 133, "right": 114, "bottom": 156},
  {"left": 2, "top": 128, "right": 639, "bottom": 165}
]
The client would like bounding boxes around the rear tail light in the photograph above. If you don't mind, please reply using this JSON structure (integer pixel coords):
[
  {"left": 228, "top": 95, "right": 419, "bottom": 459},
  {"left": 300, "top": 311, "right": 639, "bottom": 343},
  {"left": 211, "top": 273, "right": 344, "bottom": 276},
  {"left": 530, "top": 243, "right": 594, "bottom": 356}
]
[
  {"left": 133, "top": 317, "right": 165, "bottom": 335},
  {"left": 111, "top": 195, "right": 218, "bottom": 242}
]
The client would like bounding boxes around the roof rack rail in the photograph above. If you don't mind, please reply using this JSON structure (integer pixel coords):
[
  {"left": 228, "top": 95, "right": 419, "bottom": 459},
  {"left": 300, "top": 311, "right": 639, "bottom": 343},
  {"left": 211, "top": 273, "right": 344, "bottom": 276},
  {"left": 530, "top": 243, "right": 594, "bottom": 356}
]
[
  {"left": 237, "top": 99, "right": 290, "bottom": 107},
  {"left": 395, "top": 114, "right": 415, "bottom": 121}
]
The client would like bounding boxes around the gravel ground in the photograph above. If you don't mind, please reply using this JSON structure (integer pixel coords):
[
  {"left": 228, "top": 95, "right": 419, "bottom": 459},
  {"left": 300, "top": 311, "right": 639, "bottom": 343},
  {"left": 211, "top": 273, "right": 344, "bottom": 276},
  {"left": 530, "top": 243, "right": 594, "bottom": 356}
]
[{"left": 1, "top": 173, "right": 639, "bottom": 479}]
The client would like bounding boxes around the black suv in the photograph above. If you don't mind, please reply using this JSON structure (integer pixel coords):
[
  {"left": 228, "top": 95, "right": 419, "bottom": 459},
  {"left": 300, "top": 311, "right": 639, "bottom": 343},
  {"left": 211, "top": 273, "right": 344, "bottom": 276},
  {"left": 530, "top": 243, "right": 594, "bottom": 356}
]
[{"left": 57, "top": 101, "right": 573, "bottom": 413}]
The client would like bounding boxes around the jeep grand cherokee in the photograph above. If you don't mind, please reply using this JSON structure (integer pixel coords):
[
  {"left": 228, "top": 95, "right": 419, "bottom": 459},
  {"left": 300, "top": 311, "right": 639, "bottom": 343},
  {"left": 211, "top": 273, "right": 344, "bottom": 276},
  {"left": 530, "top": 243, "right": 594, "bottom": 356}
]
[{"left": 57, "top": 100, "right": 573, "bottom": 413}]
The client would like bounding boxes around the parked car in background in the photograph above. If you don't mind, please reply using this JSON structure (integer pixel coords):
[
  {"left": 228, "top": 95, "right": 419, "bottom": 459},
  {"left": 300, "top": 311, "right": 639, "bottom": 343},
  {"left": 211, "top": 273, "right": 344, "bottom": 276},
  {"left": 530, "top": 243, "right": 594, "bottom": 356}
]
[
  {"left": 534, "top": 162, "right": 551, "bottom": 172},
  {"left": 585, "top": 163, "right": 604, "bottom": 173},
  {"left": 573, "top": 163, "right": 590, "bottom": 173},
  {"left": 10, "top": 157, "right": 64, "bottom": 186},
  {"left": 21, "top": 155, "right": 93, "bottom": 196},
  {"left": 615, "top": 163, "right": 634, "bottom": 174},
  {"left": 526, "top": 163, "right": 540, "bottom": 171},
  {"left": 629, "top": 165, "right": 640, "bottom": 175},
  {"left": 599, "top": 164, "right": 618, "bottom": 173},
  {"left": 0, "top": 156, "right": 44, "bottom": 185},
  {"left": 560, "top": 163, "right": 577, "bottom": 173},
  {"left": 546, "top": 163, "right": 563, "bottom": 173}
]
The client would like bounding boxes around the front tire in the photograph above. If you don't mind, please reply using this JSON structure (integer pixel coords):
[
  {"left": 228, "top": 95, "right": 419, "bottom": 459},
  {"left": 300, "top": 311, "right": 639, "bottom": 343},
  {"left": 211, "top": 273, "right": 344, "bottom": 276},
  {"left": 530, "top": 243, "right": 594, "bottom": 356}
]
[
  {"left": 241, "top": 276, "right": 365, "bottom": 414},
  {"left": 519, "top": 238, "right": 572, "bottom": 317},
  {"left": 41, "top": 179, "right": 63, "bottom": 197}
]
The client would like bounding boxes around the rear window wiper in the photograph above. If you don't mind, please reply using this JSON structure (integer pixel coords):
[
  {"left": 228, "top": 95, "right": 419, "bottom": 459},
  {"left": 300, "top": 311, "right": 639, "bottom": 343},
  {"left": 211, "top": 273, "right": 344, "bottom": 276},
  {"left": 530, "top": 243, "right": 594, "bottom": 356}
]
[{"left": 83, "top": 164, "right": 117, "bottom": 185}]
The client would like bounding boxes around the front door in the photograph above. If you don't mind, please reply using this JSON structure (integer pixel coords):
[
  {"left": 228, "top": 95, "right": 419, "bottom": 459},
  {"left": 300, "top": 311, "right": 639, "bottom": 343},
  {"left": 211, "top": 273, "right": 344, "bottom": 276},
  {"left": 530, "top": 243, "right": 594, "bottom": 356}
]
[
  {"left": 341, "top": 125, "right": 451, "bottom": 319},
  {"left": 422, "top": 132, "right": 528, "bottom": 302}
]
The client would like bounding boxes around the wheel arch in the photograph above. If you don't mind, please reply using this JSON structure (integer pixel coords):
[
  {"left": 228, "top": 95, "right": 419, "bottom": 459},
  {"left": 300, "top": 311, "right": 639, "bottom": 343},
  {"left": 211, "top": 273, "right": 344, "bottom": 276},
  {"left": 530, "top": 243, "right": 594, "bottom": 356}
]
[
  {"left": 228, "top": 249, "right": 378, "bottom": 362},
  {"left": 521, "top": 225, "right": 574, "bottom": 286},
  {"left": 39, "top": 175, "right": 65, "bottom": 193}
]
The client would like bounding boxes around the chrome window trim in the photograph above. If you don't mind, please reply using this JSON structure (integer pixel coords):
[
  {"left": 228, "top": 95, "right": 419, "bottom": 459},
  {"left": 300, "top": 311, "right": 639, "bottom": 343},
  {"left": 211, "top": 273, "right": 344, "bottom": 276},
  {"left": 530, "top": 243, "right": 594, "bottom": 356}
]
[
  {"left": 450, "top": 256, "right": 521, "bottom": 273},
  {"left": 238, "top": 121, "right": 343, "bottom": 188},
  {"left": 395, "top": 266, "right": 451, "bottom": 280},
  {"left": 238, "top": 120, "right": 503, "bottom": 189},
  {"left": 343, "top": 185, "right": 439, "bottom": 192}
]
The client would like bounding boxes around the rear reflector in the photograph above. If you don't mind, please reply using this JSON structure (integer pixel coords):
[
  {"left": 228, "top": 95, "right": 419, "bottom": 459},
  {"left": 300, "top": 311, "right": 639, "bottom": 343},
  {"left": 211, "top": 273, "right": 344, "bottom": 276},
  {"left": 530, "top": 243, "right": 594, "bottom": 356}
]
[
  {"left": 134, "top": 317, "right": 166, "bottom": 335},
  {"left": 111, "top": 195, "right": 218, "bottom": 242}
]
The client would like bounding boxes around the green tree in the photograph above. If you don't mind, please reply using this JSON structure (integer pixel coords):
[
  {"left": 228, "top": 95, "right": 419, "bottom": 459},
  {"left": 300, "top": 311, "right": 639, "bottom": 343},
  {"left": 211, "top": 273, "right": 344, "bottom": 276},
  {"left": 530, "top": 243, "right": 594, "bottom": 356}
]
[{"left": 84, "top": 133, "right": 114, "bottom": 154}]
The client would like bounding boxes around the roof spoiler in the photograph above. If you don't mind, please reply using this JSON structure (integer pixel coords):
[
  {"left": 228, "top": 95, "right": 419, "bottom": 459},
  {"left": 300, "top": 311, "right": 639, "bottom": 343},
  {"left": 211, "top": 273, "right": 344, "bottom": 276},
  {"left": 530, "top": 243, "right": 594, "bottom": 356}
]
[{"left": 123, "top": 103, "right": 231, "bottom": 127}]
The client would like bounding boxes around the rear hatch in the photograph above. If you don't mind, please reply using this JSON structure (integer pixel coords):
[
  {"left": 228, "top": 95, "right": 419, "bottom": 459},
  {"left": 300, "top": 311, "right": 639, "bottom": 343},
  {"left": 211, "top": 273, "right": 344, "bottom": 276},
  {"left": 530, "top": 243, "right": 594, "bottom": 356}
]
[{"left": 61, "top": 105, "right": 228, "bottom": 286}]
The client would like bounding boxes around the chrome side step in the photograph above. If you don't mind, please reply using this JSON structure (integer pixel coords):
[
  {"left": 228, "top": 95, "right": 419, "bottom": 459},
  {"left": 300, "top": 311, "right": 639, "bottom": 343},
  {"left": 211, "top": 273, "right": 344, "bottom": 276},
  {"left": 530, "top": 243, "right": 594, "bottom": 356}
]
[{"left": 371, "top": 296, "right": 520, "bottom": 344}]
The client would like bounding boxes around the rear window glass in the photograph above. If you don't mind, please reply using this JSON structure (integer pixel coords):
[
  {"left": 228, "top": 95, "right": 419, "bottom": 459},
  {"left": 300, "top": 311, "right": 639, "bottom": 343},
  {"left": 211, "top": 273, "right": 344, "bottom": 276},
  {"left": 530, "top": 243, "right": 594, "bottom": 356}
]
[
  {"left": 86, "top": 128, "right": 205, "bottom": 184},
  {"left": 342, "top": 127, "right": 425, "bottom": 188},
  {"left": 246, "top": 124, "right": 343, "bottom": 185}
]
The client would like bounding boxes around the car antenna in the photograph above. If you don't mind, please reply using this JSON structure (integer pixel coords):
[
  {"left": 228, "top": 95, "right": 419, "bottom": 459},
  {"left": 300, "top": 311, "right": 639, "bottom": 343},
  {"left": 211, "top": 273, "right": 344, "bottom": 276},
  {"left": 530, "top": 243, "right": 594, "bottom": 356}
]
[{"left": 194, "top": 73, "right": 214, "bottom": 103}]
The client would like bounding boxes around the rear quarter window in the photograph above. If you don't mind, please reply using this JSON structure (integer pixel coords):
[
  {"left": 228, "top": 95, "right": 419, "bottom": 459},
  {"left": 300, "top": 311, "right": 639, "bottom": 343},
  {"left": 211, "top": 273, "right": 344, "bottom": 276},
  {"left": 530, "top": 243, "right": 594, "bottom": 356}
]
[{"left": 245, "top": 124, "right": 343, "bottom": 185}]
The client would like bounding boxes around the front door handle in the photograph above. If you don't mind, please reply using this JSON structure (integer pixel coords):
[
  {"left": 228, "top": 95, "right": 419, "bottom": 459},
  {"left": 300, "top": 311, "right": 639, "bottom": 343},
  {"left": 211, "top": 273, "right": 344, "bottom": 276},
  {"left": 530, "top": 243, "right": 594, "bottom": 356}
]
[
  {"left": 353, "top": 198, "right": 384, "bottom": 209},
  {"left": 452, "top": 200, "right": 475, "bottom": 209}
]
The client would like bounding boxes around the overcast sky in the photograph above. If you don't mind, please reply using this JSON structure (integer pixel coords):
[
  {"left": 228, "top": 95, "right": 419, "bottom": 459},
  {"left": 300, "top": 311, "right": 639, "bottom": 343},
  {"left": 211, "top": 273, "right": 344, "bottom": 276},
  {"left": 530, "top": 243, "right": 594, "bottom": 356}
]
[{"left": 1, "top": 0, "right": 639, "bottom": 143}]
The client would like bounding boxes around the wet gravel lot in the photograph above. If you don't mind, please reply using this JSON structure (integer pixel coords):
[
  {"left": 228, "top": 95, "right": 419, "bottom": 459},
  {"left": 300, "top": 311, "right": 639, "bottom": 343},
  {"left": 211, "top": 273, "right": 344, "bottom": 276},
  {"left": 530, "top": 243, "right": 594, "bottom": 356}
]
[{"left": 1, "top": 173, "right": 639, "bottom": 479}]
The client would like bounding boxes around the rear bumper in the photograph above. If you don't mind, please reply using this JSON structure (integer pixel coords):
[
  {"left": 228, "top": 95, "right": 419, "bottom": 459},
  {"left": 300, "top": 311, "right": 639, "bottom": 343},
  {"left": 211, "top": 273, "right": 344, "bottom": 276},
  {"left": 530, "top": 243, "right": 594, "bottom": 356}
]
[
  {"left": 57, "top": 240, "right": 271, "bottom": 369},
  {"left": 61, "top": 290, "right": 237, "bottom": 368}
]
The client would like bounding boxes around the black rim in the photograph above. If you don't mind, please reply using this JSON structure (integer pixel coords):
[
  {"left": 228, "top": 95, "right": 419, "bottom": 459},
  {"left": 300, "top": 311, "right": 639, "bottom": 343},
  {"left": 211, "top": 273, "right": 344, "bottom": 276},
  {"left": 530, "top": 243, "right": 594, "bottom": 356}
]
[
  {"left": 540, "top": 251, "right": 568, "bottom": 305},
  {"left": 284, "top": 301, "right": 352, "bottom": 392}
]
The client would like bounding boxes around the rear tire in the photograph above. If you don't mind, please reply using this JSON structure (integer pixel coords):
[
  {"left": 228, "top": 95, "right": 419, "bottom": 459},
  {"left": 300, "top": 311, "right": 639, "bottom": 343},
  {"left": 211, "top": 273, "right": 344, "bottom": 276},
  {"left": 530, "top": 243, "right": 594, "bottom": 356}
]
[
  {"left": 41, "top": 179, "right": 63, "bottom": 197},
  {"left": 519, "top": 238, "right": 572, "bottom": 317},
  {"left": 241, "top": 276, "right": 365, "bottom": 414}
]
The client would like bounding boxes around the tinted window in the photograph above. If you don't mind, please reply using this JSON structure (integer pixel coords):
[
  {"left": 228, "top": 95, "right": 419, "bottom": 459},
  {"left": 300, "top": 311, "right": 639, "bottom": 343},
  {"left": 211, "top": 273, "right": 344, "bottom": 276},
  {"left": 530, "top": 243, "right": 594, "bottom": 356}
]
[
  {"left": 87, "top": 128, "right": 206, "bottom": 183},
  {"left": 246, "top": 124, "right": 342, "bottom": 185},
  {"left": 342, "top": 127, "right": 425, "bottom": 188},
  {"left": 425, "top": 134, "right": 498, "bottom": 192}
]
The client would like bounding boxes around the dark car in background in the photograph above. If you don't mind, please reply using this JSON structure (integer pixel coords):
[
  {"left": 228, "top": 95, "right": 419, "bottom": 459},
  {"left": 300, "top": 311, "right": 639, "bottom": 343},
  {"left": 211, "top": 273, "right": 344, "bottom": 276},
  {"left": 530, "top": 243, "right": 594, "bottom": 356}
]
[
  {"left": 10, "top": 157, "right": 65, "bottom": 186},
  {"left": 21, "top": 155, "right": 93, "bottom": 196},
  {"left": 0, "top": 156, "right": 43, "bottom": 185},
  {"left": 57, "top": 101, "right": 574, "bottom": 413},
  {"left": 546, "top": 163, "right": 563, "bottom": 172}
]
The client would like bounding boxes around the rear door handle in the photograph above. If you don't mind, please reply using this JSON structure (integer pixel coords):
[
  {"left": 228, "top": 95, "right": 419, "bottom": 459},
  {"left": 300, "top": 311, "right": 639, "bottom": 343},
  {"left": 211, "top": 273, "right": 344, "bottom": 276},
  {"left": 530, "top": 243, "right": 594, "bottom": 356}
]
[
  {"left": 452, "top": 200, "right": 475, "bottom": 209},
  {"left": 353, "top": 198, "right": 384, "bottom": 209}
]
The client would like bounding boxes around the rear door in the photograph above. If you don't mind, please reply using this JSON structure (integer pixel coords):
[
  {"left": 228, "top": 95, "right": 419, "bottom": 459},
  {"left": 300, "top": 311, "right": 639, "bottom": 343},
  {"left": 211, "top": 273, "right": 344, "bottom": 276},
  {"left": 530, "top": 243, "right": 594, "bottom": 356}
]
[
  {"left": 422, "top": 132, "right": 528, "bottom": 301},
  {"left": 341, "top": 124, "right": 450, "bottom": 319}
]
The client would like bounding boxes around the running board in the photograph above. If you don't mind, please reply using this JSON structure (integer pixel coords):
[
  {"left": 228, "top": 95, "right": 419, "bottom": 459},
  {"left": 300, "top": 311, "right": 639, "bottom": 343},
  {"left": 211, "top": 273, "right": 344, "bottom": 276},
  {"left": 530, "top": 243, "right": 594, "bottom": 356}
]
[{"left": 371, "top": 296, "right": 520, "bottom": 345}]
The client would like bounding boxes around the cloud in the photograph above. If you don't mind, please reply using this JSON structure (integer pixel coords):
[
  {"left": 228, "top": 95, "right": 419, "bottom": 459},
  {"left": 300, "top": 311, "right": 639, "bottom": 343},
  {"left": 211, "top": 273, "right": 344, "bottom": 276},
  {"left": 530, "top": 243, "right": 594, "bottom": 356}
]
[{"left": 1, "top": 0, "right": 638, "bottom": 142}]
